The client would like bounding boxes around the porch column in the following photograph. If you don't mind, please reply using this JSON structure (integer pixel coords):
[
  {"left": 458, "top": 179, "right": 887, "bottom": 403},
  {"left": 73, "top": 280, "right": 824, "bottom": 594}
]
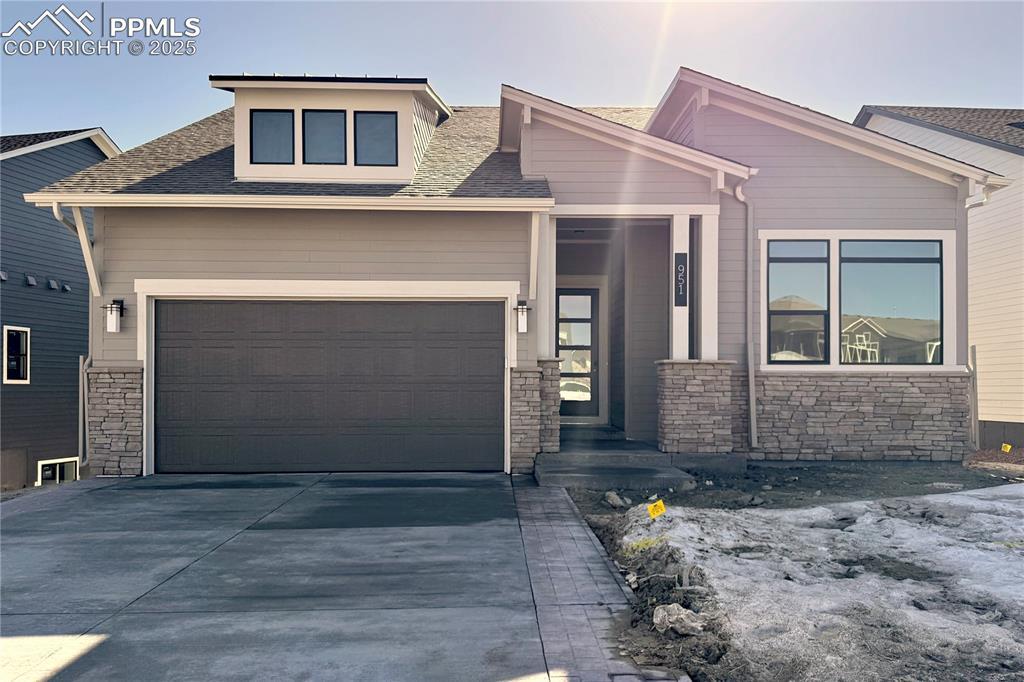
[
  {"left": 699, "top": 213, "right": 719, "bottom": 360},
  {"left": 670, "top": 214, "right": 691, "bottom": 360},
  {"left": 536, "top": 213, "right": 556, "bottom": 358}
]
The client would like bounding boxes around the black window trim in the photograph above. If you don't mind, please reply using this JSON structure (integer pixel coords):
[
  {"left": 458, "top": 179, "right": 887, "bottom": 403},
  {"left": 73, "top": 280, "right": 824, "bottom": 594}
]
[
  {"left": 839, "top": 239, "right": 943, "bottom": 366},
  {"left": 249, "top": 108, "right": 295, "bottom": 165},
  {"left": 3, "top": 325, "right": 30, "bottom": 384},
  {"left": 302, "top": 108, "right": 347, "bottom": 166},
  {"left": 766, "top": 239, "right": 830, "bottom": 365},
  {"left": 353, "top": 110, "right": 399, "bottom": 167}
]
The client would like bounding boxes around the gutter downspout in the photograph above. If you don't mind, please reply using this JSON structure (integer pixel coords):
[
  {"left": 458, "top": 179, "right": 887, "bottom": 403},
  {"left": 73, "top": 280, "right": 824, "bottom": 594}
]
[{"left": 734, "top": 182, "right": 759, "bottom": 449}]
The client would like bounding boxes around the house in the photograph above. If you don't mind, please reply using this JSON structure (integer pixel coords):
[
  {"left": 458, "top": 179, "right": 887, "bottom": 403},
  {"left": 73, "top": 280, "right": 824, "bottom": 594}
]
[
  {"left": 21, "top": 69, "right": 1010, "bottom": 476},
  {"left": 1, "top": 128, "right": 121, "bottom": 489},
  {"left": 854, "top": 106, "right": 1024, "bottom": 450}
]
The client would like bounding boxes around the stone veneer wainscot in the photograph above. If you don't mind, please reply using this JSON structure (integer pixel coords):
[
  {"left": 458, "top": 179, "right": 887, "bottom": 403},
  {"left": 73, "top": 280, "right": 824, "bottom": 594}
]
[{"left": 85, "top": 367, "right": 144, "bottom": 475}]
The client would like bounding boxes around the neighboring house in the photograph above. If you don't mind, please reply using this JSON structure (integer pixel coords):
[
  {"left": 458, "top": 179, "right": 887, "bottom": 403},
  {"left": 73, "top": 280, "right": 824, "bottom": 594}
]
[
  {"left": 854, "top": 107, "right": 1024, "bottom": 449},
  {"left": 1, "top": 128, "right": 121, "bottom": 489},
  {"left": 22, "top": 69, "right": 1010, "bottom": 477}
]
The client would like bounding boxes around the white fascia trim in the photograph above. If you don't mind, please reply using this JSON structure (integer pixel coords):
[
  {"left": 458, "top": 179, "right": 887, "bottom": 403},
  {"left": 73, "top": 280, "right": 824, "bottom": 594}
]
[
  {"left": 551, "top": 203, "right": 719, "bottom": 217},
  {"left": 0, "top": 128, "right": 121, "bottom": 161},
  {"left": 501, "top": 86, "right": 753, "bottom": 179},
  {"left": 134, "top": 278, "right": 521, "bottom": 475},
  {"left": 673, "top": 69, "right": 1005, "bottom": 187},
  {"left": 25, "top": 193, "right": 555, "bottom": 212},
  {"left": 757, "top": 229, "right": 957, "bottom": 372}
]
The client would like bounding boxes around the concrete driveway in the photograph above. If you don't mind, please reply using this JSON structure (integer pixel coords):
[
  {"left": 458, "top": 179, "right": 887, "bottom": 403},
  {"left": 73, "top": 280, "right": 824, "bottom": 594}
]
[{"left": 1, "top": 473, "right": 634, "bottom": 681}]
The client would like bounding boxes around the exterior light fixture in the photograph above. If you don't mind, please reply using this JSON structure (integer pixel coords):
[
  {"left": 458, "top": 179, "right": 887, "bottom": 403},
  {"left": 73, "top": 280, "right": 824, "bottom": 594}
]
[
  {"left": 514, "top": 300, "right": 531, "bottom": 334},
  {"left": 103, "top": 299, "right": 124, "bottom": 333}
]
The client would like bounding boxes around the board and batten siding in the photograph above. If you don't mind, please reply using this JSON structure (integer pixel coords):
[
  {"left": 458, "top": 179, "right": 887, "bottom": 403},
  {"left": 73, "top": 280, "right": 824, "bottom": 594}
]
[
  {"left": 0, "top": 138, "right": 108, "bottom": 472},
  {"left": 688, "top": 105, "right": 964, "bottom": 365},
  {"left": 524, "top": 119, "right": 713, "bottom": 204},
  {"left": 92, "top": 208, "right": 534, "bottom": 366},
  {"left": 865, "top": 114, "right": 1024, "bottom": 424}
]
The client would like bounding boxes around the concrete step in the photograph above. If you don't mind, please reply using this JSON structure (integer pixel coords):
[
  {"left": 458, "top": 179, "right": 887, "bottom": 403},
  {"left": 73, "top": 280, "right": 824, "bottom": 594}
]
[
  {"left": 560, "top": 425, "right": 627, "bottom": 442},
  {"left": 534, "top": 463, "right": 696, "bottom": 490},
  {"left": 536, "top": 451, "right": 672, "bottom": 467}
]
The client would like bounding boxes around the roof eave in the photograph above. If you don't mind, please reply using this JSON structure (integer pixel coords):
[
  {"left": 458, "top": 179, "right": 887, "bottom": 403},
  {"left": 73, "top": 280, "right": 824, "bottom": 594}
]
[
  {"left": 855, "top": 106, "right": 1024, "bottom": 159},
  {"left": 24, "top": 192, "right": 555, "bottom": 212},
  {"left": 0, "top": 128, "right": 121, "bottom": 162}
]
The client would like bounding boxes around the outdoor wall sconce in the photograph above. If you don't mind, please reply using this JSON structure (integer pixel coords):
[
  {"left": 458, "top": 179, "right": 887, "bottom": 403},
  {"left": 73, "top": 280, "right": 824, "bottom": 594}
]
[
  {"left": 103, "top": 299, "right": 124, "bottom": 333},
  {"left": 515, "top": 300, "right": 531, "bottom": 334}
]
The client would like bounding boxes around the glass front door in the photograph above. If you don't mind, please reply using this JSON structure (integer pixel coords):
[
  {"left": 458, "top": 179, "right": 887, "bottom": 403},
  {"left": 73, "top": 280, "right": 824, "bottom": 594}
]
[{"left": 557, "top": 288, "right": 599, "bottom": 416}]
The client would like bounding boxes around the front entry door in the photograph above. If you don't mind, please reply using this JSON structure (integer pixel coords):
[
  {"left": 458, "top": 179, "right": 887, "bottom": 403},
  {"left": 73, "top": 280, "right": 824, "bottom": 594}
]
[{"left": 557, "top": 289, "right": 599, "bottom": 417}]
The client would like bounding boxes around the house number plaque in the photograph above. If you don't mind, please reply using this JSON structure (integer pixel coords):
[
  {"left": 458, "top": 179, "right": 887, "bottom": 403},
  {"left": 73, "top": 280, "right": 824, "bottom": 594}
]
[{"left": 674, "top": 253, "right": 688, "bottom": 307}]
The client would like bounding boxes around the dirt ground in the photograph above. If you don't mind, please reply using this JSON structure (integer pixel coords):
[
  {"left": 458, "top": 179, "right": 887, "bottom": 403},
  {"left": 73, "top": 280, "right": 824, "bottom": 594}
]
[
  {"left": 571, "top": 465, "right": 1024, "bottom": 681},
  {"left": 571, "top": 461, "right": 1013, "bottom": 516}
]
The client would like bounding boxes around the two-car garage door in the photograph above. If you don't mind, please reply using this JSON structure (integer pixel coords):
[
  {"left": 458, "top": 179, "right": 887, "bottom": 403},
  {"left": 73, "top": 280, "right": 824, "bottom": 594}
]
[{"left": 154, "top": 300, "right": 505, "bottom": 473}]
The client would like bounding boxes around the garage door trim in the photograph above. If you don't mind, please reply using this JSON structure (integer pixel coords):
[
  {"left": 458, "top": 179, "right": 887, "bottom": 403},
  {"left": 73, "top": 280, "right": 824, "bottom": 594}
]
[{"left": 134, "top": 279, "right": 521, "bottom": 475}]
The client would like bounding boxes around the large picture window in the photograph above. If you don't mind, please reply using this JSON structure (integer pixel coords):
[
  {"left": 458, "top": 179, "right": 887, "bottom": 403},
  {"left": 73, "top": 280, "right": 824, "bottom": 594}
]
[
  {"left": 767, "top": 240, "right": 829, "bottom": 363},
  {"left": 840, "top": 240, "right": 942, "bottom": 365},
  {"left": 354, "top": 111, "right": 398, "bottom": 166},
  {"left": 250, "top": 109, "right": 294, "bottom": 164}
]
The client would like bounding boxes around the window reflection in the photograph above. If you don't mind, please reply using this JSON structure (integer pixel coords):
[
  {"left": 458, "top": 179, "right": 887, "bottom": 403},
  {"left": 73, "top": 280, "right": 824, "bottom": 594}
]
[{"left": 560, "top": 376, "right": 592, "bottom": 402}]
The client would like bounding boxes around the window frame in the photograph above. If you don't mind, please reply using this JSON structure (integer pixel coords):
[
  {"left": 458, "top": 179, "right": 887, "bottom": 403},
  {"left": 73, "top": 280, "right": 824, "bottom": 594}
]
[
  {"left": 766, "top": 239, "right": 830, "bottom": 365},
  {"left": 3, "top": 325, "right": 30, "bottom": 385},
  {"left": 249, "top": 109, "right": 295, "bottom": 165},
  {"left": 353, "top": 111, "right": 399, "bottom": 167},
  {"left": 302, "top": 108, "right": 347, "bottom": 166},
  {"left": 839, "top": 239, "right": 943, "bottom": 366}
]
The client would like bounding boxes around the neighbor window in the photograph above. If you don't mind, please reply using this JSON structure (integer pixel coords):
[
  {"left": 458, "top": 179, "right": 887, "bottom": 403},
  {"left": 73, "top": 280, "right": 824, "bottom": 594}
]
[
  {"left": 303, "top": 109, "right": 346, "bottom": 164},
  {"left": 4, "top": 326, "right": 30, "bottom": 384},
  {"left": 354, "top": 111, "right": 398, "bottom": 166},
  {"left": 250, "top": 109, "right": 294, "bottom": 164},
  {"left": 766, "top": 240, "right": 829, "bottom": 364},
  {"left": 840, "top": 241, "right": 942, "bottom": 365}
]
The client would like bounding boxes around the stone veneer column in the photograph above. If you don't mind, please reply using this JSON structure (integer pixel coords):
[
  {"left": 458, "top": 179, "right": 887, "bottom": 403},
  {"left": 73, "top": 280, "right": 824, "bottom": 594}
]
[
  {"left": 86, "top": 367, "right": 144, "bottom": 476},
  {"left": 510, "top": 367, "right": 542, "bottom": 473},
  {"left": 537, "top": 359, "right": 561, "bottom": 454},
  {"left": 657, "top": 360, "right": 736, "bottom": 454}
]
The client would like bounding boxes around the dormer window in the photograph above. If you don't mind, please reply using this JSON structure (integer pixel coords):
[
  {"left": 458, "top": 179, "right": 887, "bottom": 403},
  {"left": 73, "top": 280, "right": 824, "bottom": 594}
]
[
  {"left": 303, "top": 109, "right": 346, "bottom": 165},
  {"left": 354, "top": 112, "right": 398, "bottom": 166},
  {"left": 212, "top": 74, "right": 450, "bottom": 183},
  {"left": 250, "top": 110, "right": 294, "bottom": 164}
]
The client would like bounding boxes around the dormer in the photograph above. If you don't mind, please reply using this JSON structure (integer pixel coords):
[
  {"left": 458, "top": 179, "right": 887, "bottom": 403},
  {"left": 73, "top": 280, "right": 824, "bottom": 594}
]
[{"left": 210, "top": 74, "right": 452, "bottom": 184}]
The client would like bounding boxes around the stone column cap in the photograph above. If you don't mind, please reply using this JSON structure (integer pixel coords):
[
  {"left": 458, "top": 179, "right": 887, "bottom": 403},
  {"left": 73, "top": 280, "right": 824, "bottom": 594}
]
[{"left": 656, "top": 359, "right": 738, "bottom": 365}]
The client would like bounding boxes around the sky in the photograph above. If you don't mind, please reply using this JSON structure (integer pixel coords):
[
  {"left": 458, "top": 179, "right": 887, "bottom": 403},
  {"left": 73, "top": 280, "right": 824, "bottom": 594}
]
[{"left": 1, "top": 1, "right": 1021, "bottom": 151}]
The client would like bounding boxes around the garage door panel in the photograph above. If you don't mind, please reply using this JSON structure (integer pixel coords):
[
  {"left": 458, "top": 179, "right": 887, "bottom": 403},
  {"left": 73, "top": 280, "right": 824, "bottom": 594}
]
[{"left": 155, "top": 300, "right": 504, "bottom": 473}]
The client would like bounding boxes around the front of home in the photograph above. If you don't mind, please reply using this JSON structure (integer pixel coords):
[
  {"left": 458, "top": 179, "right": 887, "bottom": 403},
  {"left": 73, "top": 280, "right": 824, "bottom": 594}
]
[{"left": 24, "top": 69, "right": 1010, "bottom": 476}]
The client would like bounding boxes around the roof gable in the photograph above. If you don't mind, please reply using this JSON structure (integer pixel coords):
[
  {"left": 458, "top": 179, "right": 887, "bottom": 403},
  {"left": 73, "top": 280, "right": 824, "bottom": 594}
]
[
  {"left": 499, "top": 85, "right": 754, "bottom": 183},
  {"left": 647, "top": 67, "right": 1009, "bottom": 189},
  {"left": 0, "top": 128, "right": 120, "bottom": 161}
]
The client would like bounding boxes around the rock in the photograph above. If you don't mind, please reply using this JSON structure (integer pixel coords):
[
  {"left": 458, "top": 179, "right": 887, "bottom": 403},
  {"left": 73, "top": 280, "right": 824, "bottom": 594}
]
[
  {"left": 762, "top": 484, "right": 773, "bottom": 491},
  {"left": 703, "top": 480, "right": 714, "bottom": 487},
  {"left": 623, "top": 495, "right": 633, "bottom": 505},
  {"left": 668, "top": 487, "right": 674, "bottom": 493},
  {"left": 649, "top": 494, "right": 659, "bottom": 501},
  {"left": 625, "top": 572, "right": 639, "bottom": 589},
  {"left": 652, "top": 603, "right": 705, "bottom": 636},
  {"left": 751, "top": 496, "right": 765, "bottom": 506},
  {"left": 734, "top": 493, "right": 755, "bottom": 506},
  {"left": 785, "top": 476, "right": 800, "bottom": 482},
  {"left": 677, "top": 479, "right": 698, "bottom": 492},
  {"left": 604, "top": 491, "right": 628, "bottom": 509},
  {"left": 814, "top": 490, "right": 822, "bottom": 497},
  {"left": 927, "top": 482, "right": 965, "bottom": 491}
]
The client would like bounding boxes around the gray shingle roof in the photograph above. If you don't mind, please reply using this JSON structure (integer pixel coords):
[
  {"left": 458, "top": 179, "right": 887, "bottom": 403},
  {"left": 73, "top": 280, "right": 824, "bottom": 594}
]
[
  {"left": 1, "top": 128, "right": 92, "bottom": 154},
  {"left": 582, "top": 107, "right": 654, "bottom": 130},
  {"left": 856, "top": 106, "right": 1024, "bottom": 155},
  {"left": 38, "top": 108, "right": 551, "bottom": 199}
]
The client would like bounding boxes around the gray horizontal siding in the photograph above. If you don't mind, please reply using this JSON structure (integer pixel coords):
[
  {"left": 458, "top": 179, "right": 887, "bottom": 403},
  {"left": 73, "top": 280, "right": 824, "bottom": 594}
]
[
  {"left": 1, "top": 138, "right": 108, "bottom": 470},
  {"left": 94, "top": 208, "right": 533, "bottom": 365},
  {"left": 695, "top": 105, "right": 961, "bottom": 364},
  {"left": 526, "top": 120, "right": 712, "bottom": 204}
]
